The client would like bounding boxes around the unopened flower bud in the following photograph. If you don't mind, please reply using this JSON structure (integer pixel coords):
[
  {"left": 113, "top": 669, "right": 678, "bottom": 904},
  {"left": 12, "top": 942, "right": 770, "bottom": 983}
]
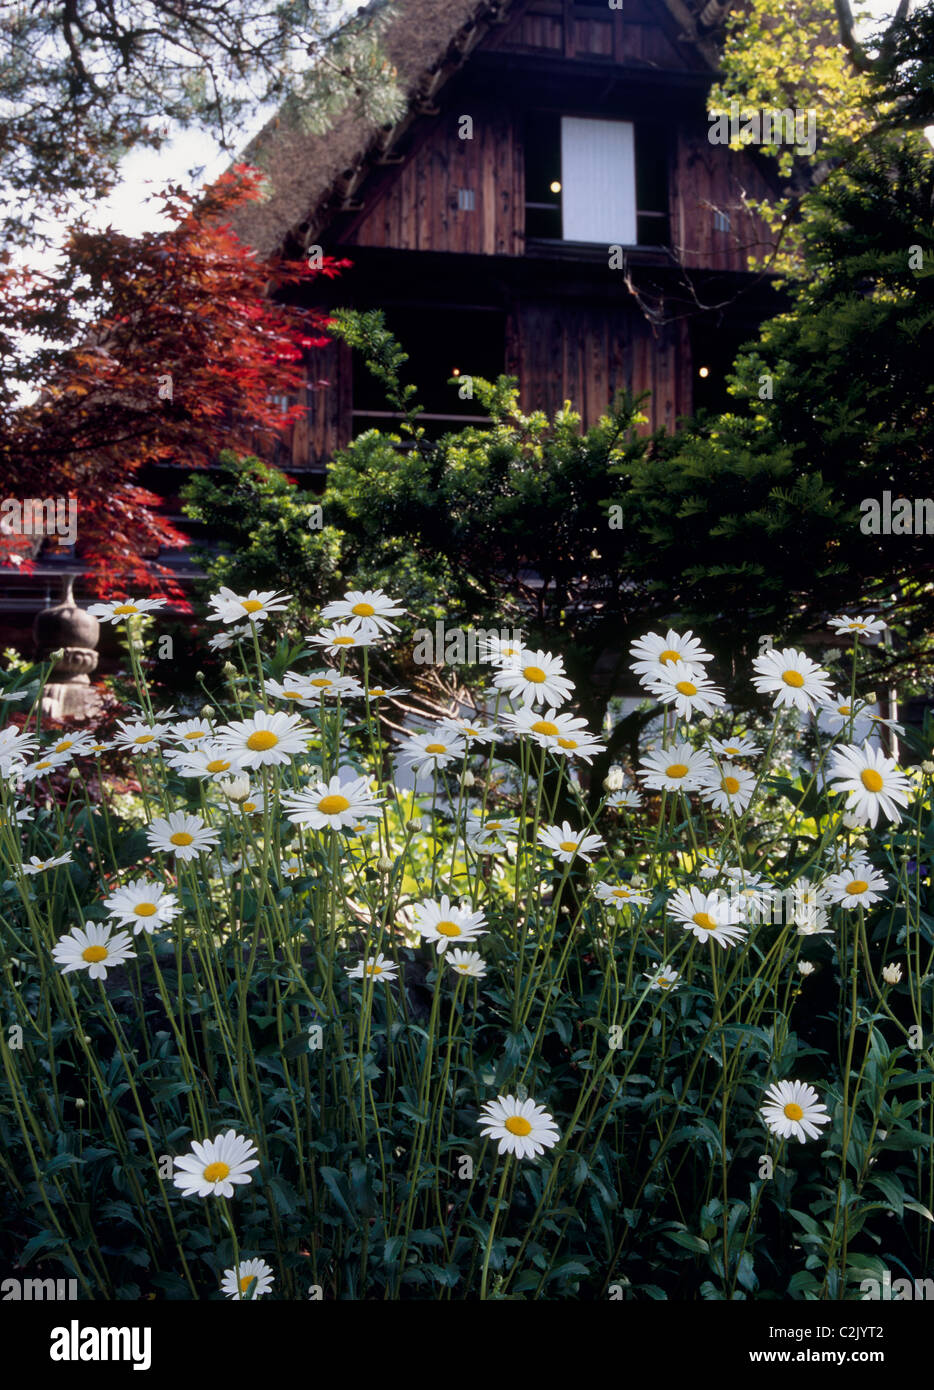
[
  {"left": 48, "top": 648, "right": 65, "bottom": 665},
  {"left": 603, "top": 765, "right": 624, "bottom": 792},
  {"left": 922, "top": 761, "right": 934, "bottom": 776},
  {"left": 406, "top": 818, "right": 423, "bottom": 834},
  {"left": 864, "top": 690, "right": 877, "bottom": 705},
  {"left": 222, "top": 661, "right": 238, "bottom": 678},
  {"left": 797, "top": 960, "right": 816, "bottom": 977},
  {"left": 67, "top": 765, "right": 81, "bottom": 780},
  {"left": 218, "top": 775, "right": 251, "bottom": 803},
  {"left": 195, "top": 671, "right": 205, "bottom": 682},
  {"left": 201, "top": 704, "right": 214, "bottom": 720},
  {"left": 462, "top": 769, "right": 476, "bottom": 788},
  {"left": 882, "top": 962, "right": 902, "bottom": 985},
  {"left": 377, "top": 854, "right": 393, "bottom": 873},
  {"left": 75, "top": 1098, "right": 86, "bottom": 1110}
]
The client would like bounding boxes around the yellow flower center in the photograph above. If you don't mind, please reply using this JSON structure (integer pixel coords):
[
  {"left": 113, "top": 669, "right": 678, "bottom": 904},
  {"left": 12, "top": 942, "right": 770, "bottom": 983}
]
[
  {"left": 112, "top": 604, "right": 138, "bottom": 615},
  {"left": 523, "top": 665, "right": 546, "bottom": 683},
  {"left": 54, "top": 741, "right": 73, "bottom": 752},
  {"left": 82, "top": 945, "right": 108, "bottom": 962},
  {"left": 675, "top": 680, "right": 697, "bottom": 696},
  {"left": 332, "top": 635, "right": 355, "bottom": 645},
  {"left": 310, "top": 678, "right": 332, "bottom": 688},
  {"left": 366, "top": 963, "right": 383, "bottom": 975},
  {"left": 504, "top": 1116, "right": 533, "bottom": 1136},
  {"left": 170, "top": 831, "right": 194, "bottom": 846},
  {"left": 851, "top": 622, "right": 866, "bottom": 630},
  {"left": 692, "top": 912, "right": 718, "bottom": 931},
  {"left": 35, "top": 760, "right": 53, "bottom": 769},
  {"left": 185, "top": 730, "right": 207, "bottom": 739},
  {"left": 838, "top": 704, "right": 850, "bottom": 715},
  {"left": 369, "top": 688, "right": 385, "bottom": 696},
  {"left": 241, "top": 599, "right": 264, "bottom": 613},
  {"left": 557, "top": 737, "right": 577, "bottom": 749},
  {"left": 206, "top": 758, "right": 230, "bottom": 773},
  {"left": 135, "top": 735, "right": 154, "bottom": 744},
  {"left": 559, "top": 840, "right": 578, "bottom": 852},
  {"left": 666, "top": 762, "right": 689, "bottom": 778},
  {"left": 134, "top": 902, "right": 157, "bottom": 917},
  {"left": 860, "top": 769, "right": 884, "bottom": 793},
  {"left": 242, "top": 801, "right": 256, "bottom": 813},
  {"left": 436, "top": 920, "right": 461, "bottom": 937},
  {"left": 724, "top": 747, "right": 739, "bottom": 755},
  {"left": 532, "top": 720, "right": 559, "bottom": 736},
  {"left": 351, "top": 602, "right": 375, "bottom": 617},
  {"left": 239, "top": 1275, "right": 256, "bottom": 1294},
  {"left": 246, "top": 730, "right": 278, "bottom": 751},
  {"left": 658, "top": 978, "right": 672, "bottom": 989},
  {"left": 783, "top": 1102, "right": 804, "bottom": 1122},
  {"left": 486, "top": 821, "right": 502, "bottom": 830},
  {"left": 846, "top": 879, "right": 868, "bottom": 895},
  {"left": 612, "top": 889, "right": 630, "bottom": 898},
  {"left": 318, "top": 794, "right": 350, "bottom": 815},
  {"left": 282, "top": 690, "right": 303, "bottom": 699},
  {"left": 782, "top": 670, "right": 805, "bottom": 688},
  {"left": 203, "top": 1161, "right": 230, "bottom": 1182},
  {"left": 659, "top": 648, "right": 681, "bottom": 664},
  {"left": 721, "top": 776, "right": 741, "bottom": 794},
  {"left": 424, "top": 742, "right": 446, "bottom": 754}
]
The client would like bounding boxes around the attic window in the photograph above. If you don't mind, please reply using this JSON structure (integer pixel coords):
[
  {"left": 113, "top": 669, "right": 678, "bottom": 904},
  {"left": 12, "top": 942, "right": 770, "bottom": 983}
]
[
  {"left": 713, "top": 209, "right": 731, "bottom": 232},
  {"left": 457, "top": 188, "right": 476, "bottom": 211},
  {"left": 525, "top": 115, "right": 669, "bottom": 246}
]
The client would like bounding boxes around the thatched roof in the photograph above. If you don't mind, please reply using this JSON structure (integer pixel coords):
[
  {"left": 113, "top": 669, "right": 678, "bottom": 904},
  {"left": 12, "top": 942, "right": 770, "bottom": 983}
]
[{"left": 230, "top": 0, "right": 725, "bottom": 260}]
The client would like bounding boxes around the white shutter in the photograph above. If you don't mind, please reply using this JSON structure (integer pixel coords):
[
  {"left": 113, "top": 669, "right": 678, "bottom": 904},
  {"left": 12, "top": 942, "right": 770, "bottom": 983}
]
[{"left": 560, "top": 117, "right": 636, "bottom": 245}]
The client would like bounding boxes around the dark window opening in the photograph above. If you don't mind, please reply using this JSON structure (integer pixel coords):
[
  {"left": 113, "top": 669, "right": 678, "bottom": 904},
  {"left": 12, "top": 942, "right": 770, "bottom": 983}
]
[{"left": 351, "top": 307, "right": 506, "bottom": 438}]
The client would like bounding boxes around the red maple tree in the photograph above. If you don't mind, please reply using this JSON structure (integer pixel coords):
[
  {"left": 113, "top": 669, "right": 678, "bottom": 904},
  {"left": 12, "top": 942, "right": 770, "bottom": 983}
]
[{"left": 0, "top": 165, "right": 347, "bottom": 599}]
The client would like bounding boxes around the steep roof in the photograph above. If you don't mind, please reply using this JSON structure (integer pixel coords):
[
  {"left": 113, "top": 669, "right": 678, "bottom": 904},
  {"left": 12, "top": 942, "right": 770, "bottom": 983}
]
[{"left": 230, "top": 0, "right": 729, "bottom": 260}]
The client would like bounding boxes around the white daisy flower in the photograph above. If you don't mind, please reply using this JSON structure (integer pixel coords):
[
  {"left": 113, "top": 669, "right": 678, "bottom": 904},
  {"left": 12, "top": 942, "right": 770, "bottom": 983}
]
[
  {"left": 0, "top": 725, "right": 39, "bottom": 774},
  {"left": 667, "top": 886, "right": 748, "bottom": 948},
  {"left": 206, "top": 587, "right": 291, "bottom": 625},
  {"left": 281, "top": 857, "right": 303, "bottom": 880},
  {"left": 45, "top": 734, "right": 96, "bottom": 759},
  {"left": 882, "top": 962, "right": 902, "bottom": 985},
  {"left": 437, "top": 716, "right": 498, "bottom": 745},
  {"left": 493, "top": 648, "right": 574, "bottom": 708},
  {"left": 647, "top": 661, "right": 726, "bottom": 721},
  {"left": 208, "top": 624, "right": 252, "bottom": 652},
  {"left": 797, "top": 960, "right": 816, "bottom": 977},
  {"left": 479, "top": 634, "right": 527, "bottom": 666},
  {"left": 500, "top": 705, "right": 588, "bottom": 748},
  {"left": 447, "top": 949, "right": 487, "bottom": 979},
  {"left": 103, "top": 878, "right": 181, "bottom": 933},
  {"left": 698, "top": 762, "right": 757, "bottom": 815},
  {"left": 163, "top": 741, "right": 243, "bottom": 780},
  {"left": 595, "top": 881, "right": 651, "bottom": 907},
  {"left": 761, "top": 1079, "right": 831, "bottom": 1143},
  {"left": 18, "top": 750, "right": 72, "bottom": 780},
  {"left": 751, "top": 646, "right": 833, "bottom": 714},
  {"left": 52, "top": 920, "right": 136, "bottom": 980},
  {"left": 628, "top": 629, "right": 713, "bottom": 687},
  {"left": 823, "top": 863, "right": 888, "bottom": 908},
  {"left": 465, "top": 814, "right": 521, "bottom": 848},
  {"left": 345, "top": 953, "right": 398, "bottom": 981},
  {"left": 281, "top": 774, "right": 382, "bottom": 830},
  {"left": 826, "top": 742, "right": 911, "bottom": 827},
  {"left": 828, "top": 615, "right": 887, "bottom": 638},
  {"left": 146, "top": 811, "right": 220, "bottom": 861},
  {"left": 170, "top": 718, "right": 215, "bottom": 745},
  {"left": 396, "top": 729, "right": 467, "bottom": 777},
  {"left": 708, "top": 735, "right": 762, "bottom": 758},
  {"left": 229, "top": 787, "right": 265, "bottom": 816},
  {"left": 113, "top": 719, "right": 167, "bottom": 754},
  {"left": 320, "top": 588, "right": 405, "bottom": 636},
  {"left": 644, "top": 965, "right": 680, "bottom": 992},
  {"left": 477, "top": 1094, "right": 560, "bottom": 1160},
  {"left": 308, "top": 623, "right": 376, "bottom": 654},
  {"left": 172, "top": 1130, "right": 259, "bottom": 1198},
  {"left": 221, "top": 1258, "right": 275, "bottom": 1301},
  {"left": 537, "top": 820, "right": 605, "bottom": 864},
  {"left": 216, "top": 710, "right": 310, "bottom": 768},
  {"left": 794, "top": 905, "right": 832, "bottom": 937},
  {"left": 637, "top": 743, "right": 715, "bottom": 793},
  {"left": 0, "top": 805, "right": 33, "bottom": 830},
  {"left": 86, "top": 597, "right": 166, "bottom": 624},
  {"left": 606, "top": 789, "right": 641, "bottom": 809},
  {"left": 360, "top": 682, "right": 408, "bottom": 700},
  {"left": 22, "top": 852, "right": 73, "bottom": 875},
  {"left": 412, "top": 895, "right": 488, "bottom": 954},
  {"left": 818, "top": 695, "right": 875, "bottom": 741},
  {"left": 84, "top": 739, "right": 115, "bottom": 755}
]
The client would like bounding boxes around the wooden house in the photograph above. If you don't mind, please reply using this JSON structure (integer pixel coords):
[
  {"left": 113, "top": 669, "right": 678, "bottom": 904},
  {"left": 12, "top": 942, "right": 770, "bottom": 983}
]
[{"left": 230, "top": 0, "right": 784, "bottom": 475}]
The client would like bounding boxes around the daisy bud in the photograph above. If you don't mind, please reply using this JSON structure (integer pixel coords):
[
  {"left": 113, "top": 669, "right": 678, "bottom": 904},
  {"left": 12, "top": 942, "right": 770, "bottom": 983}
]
[
  {"left": 75, "top": 1098, "right": 86, "bottom": 1109},
  {"left": 922, "top": 761, "right": 934, "bottom": 775},
  {"left": 82, "top": 1036, "right": 92, "bottom": 1045},
  {"left": 195, "top": 671, "right": 205, "bottom": 681},
  {"left": 222, "top": 661, "right": 238, "bottom": 678},
  {"left": 48, "top": 648, "right": 65, "bottom": 664},
  {"left": 462, "top": 769, "right": 476, "bottom": 788},
  {"left": 219, "top": 775, "right": 251, "bottom": 803},
  {"left": 406, "top": 818, "right": 423, "bottom": 834},
  {"left": 882, "top": 962, "right": 902, "bottom": 985},
  {"left": 604, "top": 764, "right": 625, "bottom": 792},
  {"left": 201, "top": 704, "right": 214, "bottom": 719},
  {"left": 864, "top": 690, "right": 877, "bottom": 705},
  {"left": 377, "top": 855, "right": 393, "bottom": 873},
  {"left": 797, "top": 961, "right": 816, "bottom": 977},
  {"left": 67, "top": 765, "right": 81, "bottom": 780}
]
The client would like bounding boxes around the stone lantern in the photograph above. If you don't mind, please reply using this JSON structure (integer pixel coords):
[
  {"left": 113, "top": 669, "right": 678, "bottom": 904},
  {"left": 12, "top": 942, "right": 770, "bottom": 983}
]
[{"left": 32, "top": 575, "right": 103, "bottom": 720}]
